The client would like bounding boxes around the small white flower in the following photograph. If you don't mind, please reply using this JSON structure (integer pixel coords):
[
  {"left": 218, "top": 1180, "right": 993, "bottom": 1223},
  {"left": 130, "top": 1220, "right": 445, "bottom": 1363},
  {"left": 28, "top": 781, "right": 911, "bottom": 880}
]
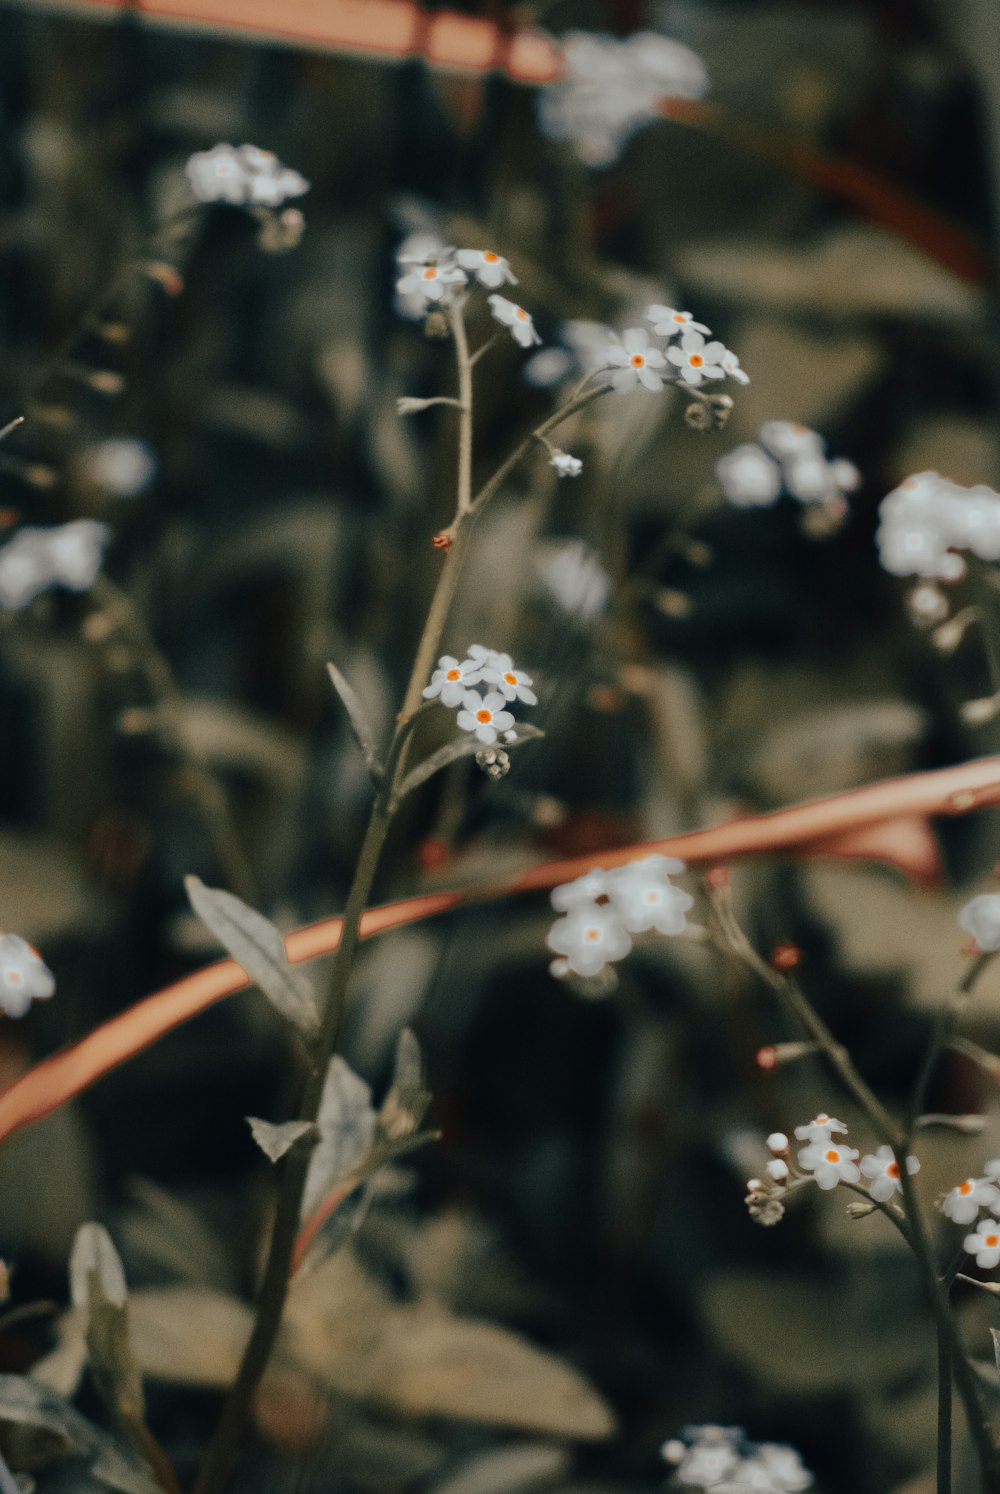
[
  {"left": 551, "top": 869, "right": 609, "bottom": 912},
  {"left": 604, "top": 328, "right": 667, "bottom": 392},
  {"left": 422, "top": 654, "right": 483, "bottom": 708},
  {"left": 859, "top": 1144, "right": 919, "bottom": 1202},
  {"left": 766, "top": 1132, "right": 789, "bottom": 1154},
  {"left": 675, "top": 1442, "right": 741, "bottom": 1487},
  {"left": 185, "top": 144, "right": 309, "bottom": 207},
  {"left": 46, "top": 521, "right": 111, "bottom": 591},
  {"left": 719, "top": 347, "right": 749, "bottom": 384},
  {"left": 604, "top": 858, "right": 692, "bottom": 935},
  {"left": 983, "top": 1159, "right": 1000, "bottom": 1182},
  {"left": 480, "top": 654, "right": 537, "bottom": 706},
  {"left": 666, "top": 331, "right": 726, "bottom": 386},
  {"left": 550, "top": 452, "right": 583, "bottom": 478},
  {"left": 793, "top": 1113, "right": 848, "bottom": 1145},
  {"left": 965, "top": 1221, "right": 1000, "bottom": 1270},
  {"left": 797, "top": 1140, "right": 860, "bottom": 1190},
  {"left": 546, "top": 905, "right": 631, "bottom": 979},
  {"left": 455, "top": 690, "right": 515, "bottom": 745},
  {"left": 943, "top": 1177, "right": 1000, "bottom": 1225},
  {"left": 959, "top": 894, "right": 1000, "bottom": 952},
  {"left": 766, "top": 1158, "right": 789, "bottom": 1182},
  {"left": 759, "top": 421, "right": 825, "bottom": 460},
  {"left": 396, "top": 260, "right": 468, "bottom": 311},
  {"left": 754, "top": 1446, "right": 814, "bottom": 1492},
  {"left": 78, "top": 438, "right": 156, "bottom": 498},
  {"left": 645, "top": 304, "right": 710, "bottom": 338},
  {"left": 487, "top": 295, "right": 541, "bottom": 348},
  {"left": 829, "top": 458, "right": 861, "bottom": 494},
  {"left": 455, "top": 249, "right": 517, "bottom": 289},
  {"left": 784, "top": 455, "right": 834, "bottom": 504},
  {"left": 185, "top": 143, "right": 246, "bottom": 203},
  {"left": 717, "top": 445, "right": 782, "bottom": 508},
  {"left": 0, "top": 521, "right": 110, "bottom": 610},
  {"left": 0, "top": 935, "right": 55, "bottom": 1018}
]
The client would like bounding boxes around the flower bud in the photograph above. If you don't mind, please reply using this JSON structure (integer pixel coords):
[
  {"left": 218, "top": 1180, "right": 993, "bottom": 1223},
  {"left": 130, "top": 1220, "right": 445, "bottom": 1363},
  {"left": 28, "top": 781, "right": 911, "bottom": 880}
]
[
  {"left": 766, "top": 1158, "right": 789, "bottom": 1182},
  {"left": 766, "top": 1132, "right": 789, "bottom": 1154}
]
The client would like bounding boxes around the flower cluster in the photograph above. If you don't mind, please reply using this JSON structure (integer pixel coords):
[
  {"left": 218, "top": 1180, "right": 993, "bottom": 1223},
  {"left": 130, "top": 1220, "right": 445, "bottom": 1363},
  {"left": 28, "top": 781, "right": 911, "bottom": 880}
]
[
  {"left": 936, "top": 1158, "right": 1000, "bottom": 1267},
  {"left": 876, "top": 471, "right": 1000, "bottom": 580},
  {"left": 601, "top": 311, "right": 746, "bottom": 394},
  {"left": 394, "top": 241, "right": 538, "bottom": 345},
  {"left": 661, "top": 1424, "right": 813, "bottom": 1492},
  {"left": 546, "top": 855, "right": 693, "bottom": 984},
  {"left": 716, "top": 422, "right": 859, "bottom": 512},
  {"left": 745, "top": 1116, "right": 918, "bottom": 1226},
  {"left": 0, "top": 520, "right": 111, "bottom": 610},
  {"left": 0, "top": 934, "right": 55, "bottom": 1018},
  {"left": 960, "top": 893, "right": 1000, "bottom": 952},
  {"left": 185, "top": 144, "right": 310, "bottom": 208},
  {"left": 423, "top": 645, "right": 537, "bottom": 753},
  {"left": 538, "top": 30, "right": 708, "bottom": 168}
]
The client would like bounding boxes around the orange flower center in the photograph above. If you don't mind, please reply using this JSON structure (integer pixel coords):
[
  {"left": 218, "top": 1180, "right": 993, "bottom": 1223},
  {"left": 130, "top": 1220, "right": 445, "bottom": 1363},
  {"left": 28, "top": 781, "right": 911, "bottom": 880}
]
[
  {"left": 446, "top": 669, "right": 461, "bottom": 680},
  {"left": 886, "top": 1162, "right": 899, "bottom": 1178},
  {"left": 504, "top": 672, "right": 517, "bottom": 685},
  {"left": 484, "top": 251, "right": 498, "bottom": 263},
  {"left": 960, "top": 1182, "right": 974, "bottom": 1195},
  {"left": 515, "top": 307, "right": 527, "bottom": 320},
  {"left": 630, "top": 354, "right": 645, "bottom": 368},
  {"left": 585, "top": 928, "right": 600, "bottom": 942},
  {"left": 672, "top": 312, "right": 686, "bottom": 323},
  {"left": 5, "top": 971, "right": 21, "bottom": 983},
  {"left": 476, "top": 709, "right": 492, "bottom": 724},
  {"left": 825, "top": 1150, "right": 840, "bottom": 1163},
  {"left": 988, "top": 1235, "right": 999, "bottom": 1248},
  {"left": 689, "top": 354, "right": 704, "bottom": 367},
  {"left": 423, "top": 267, "right": 438, "bottom": 280}
]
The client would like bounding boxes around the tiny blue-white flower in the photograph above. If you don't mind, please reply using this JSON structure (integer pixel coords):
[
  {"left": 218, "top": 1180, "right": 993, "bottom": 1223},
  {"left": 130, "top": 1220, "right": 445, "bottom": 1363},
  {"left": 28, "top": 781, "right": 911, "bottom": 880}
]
[
  {"left": 487, "top": 295, "right": 541, "bottom": 349},
  {"left": 965, "top": 1220, "right": 1000, "bottom": 1269},
  {"left": 455, "top": 690, "right": 515, "bottom": 746},
  {"left": 546, "top": 904, "right": 631, "bottom": 979},
  {"left": 0, "top": 935, "right": 55, "bottom": 1018},
  {"left": 959, "top": 893, "right": 1000, "bottom": 952},
  {"left": 455, "top": 249, "right": 517, "bottom": 289},
  {"left": 423, "top": 655, "right": 483, "bottom": 708}
]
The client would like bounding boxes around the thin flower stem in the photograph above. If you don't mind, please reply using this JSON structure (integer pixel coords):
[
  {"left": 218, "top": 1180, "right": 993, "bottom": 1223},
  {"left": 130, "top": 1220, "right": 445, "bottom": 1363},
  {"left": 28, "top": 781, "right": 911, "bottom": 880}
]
[
  {"left": 467, "top": 385, "right": 608, "bottom": 518},
  {"left": 907, "top": 952, "right": 994, "bottom": 1143},
  {"left": 469, "top": 330, "right": 503, "bottom": 367},
  {"left": 939, "top": 1320, "right": 954, "bottom": 1494},
  {"left": 451, "top": 305, "right": 474, "bottom": 516}
]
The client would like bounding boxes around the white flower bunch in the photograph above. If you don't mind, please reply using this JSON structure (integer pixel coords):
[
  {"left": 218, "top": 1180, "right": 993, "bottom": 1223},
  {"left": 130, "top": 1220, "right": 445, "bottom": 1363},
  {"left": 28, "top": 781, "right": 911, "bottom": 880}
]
[
  {"left": 0, "top": 934, "right": 55, "bottom": 1018},
  {"left": 185, "top": 144, "right": 310, "bottom": 208},
  {"left": 538, "top": 30, "right": 708, "bottom": 168},
  {"left": 661, "top": 1424, "right": 813, "bottom": 1492},
  {"left": 393, "top": 240, "right": 534, "bottom": 338},
  {"left": 0, "top": 519, "right": 110, "bottom": 610},
  {"left": 933, "top": 1157, "right": 1000, "bottom": 1267},
  {"left": 717, "top": 422, "right": 860, "bottom": 510},
  {"left": 876, "top": 471, "right": 1000, "bottom": 580},
  {"left": 745, "top": 1116, "right": 919, "bottom": 1222},
  {"left": 546, "top": 855, "right": 693, "bottom": 984},
  {"left": 599, "top": 309, "right": 747, "bottom": 395},
  {"left": 423, "top": 645, "right": 537, "bottom": 746},
  {"left": 959, "top": 893, "right": 1000, "bottom": 951}
]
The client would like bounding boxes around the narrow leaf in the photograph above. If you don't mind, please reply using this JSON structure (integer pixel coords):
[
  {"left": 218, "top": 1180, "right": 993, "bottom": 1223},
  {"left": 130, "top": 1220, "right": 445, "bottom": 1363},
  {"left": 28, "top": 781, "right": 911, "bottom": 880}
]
[
  {"left": 302, "top": 1057, "right": 376, "bottom": 1219},
  {"left": 378, "top": 1028, "right": 431, "bottom": 1142},
  {"left": 327, "top": 661, "right": 384, "bottom": 784},
  {"left": 69, "top": 1224, "right": 143, "bottom": 1419},
  {"left": 397, "top": 724, "right": 544, "bottom": 801},
  {"left": 184, "top": 877, "right": 320, "bottom": 1039},
  {"left": 70, "top": 1224, "right": 128, "bottom": 1312},
  {"left": 246, "top": 1116, "right": 316, "bottom": 1163}
]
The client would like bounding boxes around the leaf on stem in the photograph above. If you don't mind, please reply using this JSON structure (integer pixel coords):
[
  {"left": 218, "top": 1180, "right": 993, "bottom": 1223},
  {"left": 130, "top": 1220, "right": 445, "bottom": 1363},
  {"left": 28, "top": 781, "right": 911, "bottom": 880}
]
[
  {"left": 326, "top": 661, "right": 384, "bottom": 785},
  {"left": 0, "top": 1374, "right": 160, "bottom": 1493},
  {"left": 302, "top": 1058, "right": 377, "bottom": 1220},
  {"left": 69, "top": 1225, "right": 144, "bottom": 1421},
  {"left": 184, "top": 877, "right": 320, "bottom": 1039},
  {"left": 377, "top": 1028, "right": 431, "bottom": 1143},
  {"left": 245, "top": 1117, "right": 316, "bottom": 1163},
  {"left": 397, "top": 724, "right": 544, "bottom": 801}
]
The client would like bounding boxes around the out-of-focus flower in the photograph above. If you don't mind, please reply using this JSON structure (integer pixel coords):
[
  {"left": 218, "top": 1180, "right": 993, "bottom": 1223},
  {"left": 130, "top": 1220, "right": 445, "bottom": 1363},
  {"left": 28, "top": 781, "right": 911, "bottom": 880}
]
[
  {"left": 0, "top": 520, "right": 111, "bottom": 610},
  {"left": 487, "top": 295, "right": 541, "bottom": 348},
  {"left": 77, "top": 438, "right": 156, "bottom": 498},
  {"left": 756, "top": 1444, "right": 814, "bottom": 1492},
  {"left": 759, "top": 421, "right": 824, "bottom": 460},
  {"left": 875, "top": 471, "right": 1000, "bottom": 580},
  {"left": 646, "top": 305, "right": 710, "bottom": 338},
  {"left": 605, "top": 856, "right": 692, "bottom": 934},
  {"left": 943, "top": 1177, "right": 1000, "bottom": 1224},
  {"left": 550, "top": 452, "right": 583, "bottom": 478},
  {"left": 186, "top": 144, "right": 309, "bottom": 207},
  {"left": 551, "top": 869, "right": 609, "bottom": 913},
  {"left": 959, "top": 893, "right": 1000, "bottom": 952},
  {"left": 797, "top": 1140, "right": 861, "bottom": 1190},
  {"left": 455, "top": 249, "right": 517, "bottom": 289},
  {"left": 423, "top": 654, "right": 483, "bottom": 708},
  {"left": 793, "top": 1113, "right": 848, "bottom": 1145},
  {"left": 719, "top": 348, "right": 750, "bottom": 385},
  {"left": 547, "top": 904, "right": 632, "bottom": 979},
  {"left": 859, "top": 1144, "right": 919, "bottom": 1202},
  {"left": 480, "top": 654, "right": 537, "bottom": 706},
  {"left": 674, "top": 1440, "right": 742, "bottom": 1487},
  {"left": 716, "top": 445, "right": 782, "bottom": 507},
  {"left": 766, "top": 1158, "right": 789, "bottom": 1182},
  {"left": 455, "top": 690, "right": 515, "bottom": 745},
  {"left": 396, "top": 260, "right": 467, "bottom": 312},
  {"left": 666, "top": 331, "right": 726, "bottom": 386},
  {"left": 604, "top": 328, "right": 667, "bottom": 391},
  {"left": 538, "top": 30, "right": 708, "bottom": 167},
  {"left": 0, "top": 934, "right": 55, "bottom": 1017},
  {"left": 965, "top": 1220, "right": 1000, "bottom": 1269},
  {"left": 536, "top": 538, "right": 610, "bottom": 618}
]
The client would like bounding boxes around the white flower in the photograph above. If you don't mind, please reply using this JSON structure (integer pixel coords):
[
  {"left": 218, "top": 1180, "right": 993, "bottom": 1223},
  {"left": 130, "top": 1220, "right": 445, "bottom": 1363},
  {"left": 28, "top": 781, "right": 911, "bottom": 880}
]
[
  {"left": 983, "top": 1159, "right": 1000, "bottom": 1182},
  {"left": 0, "top": 935, "right": 55, "bottom": 1018},
  {"left": 766, "top": 1132, "right": 789, "bottom": 1153},
  {"left": 487, "top": 295, "right": 541, "bottom": 348},
  {"left": 943, "top": 1177, "right": 1000, "bottom": 1225},
  {"left": 0, "top": 521, "right": 110, "bottom": 610},
  {"left": 604, "top": 857, "right": 692, "bottom": 935},
  {"left": 766, "top": 1158, "right": 789, "bottom": 1182},
  {"left": 551, "top": 869, "right": 609, "bottom": 912},
  {"left": 784, "top": 455, "right": 835, "bottom": 504},
  {"left": 78, "top": 438, "right": 156, "bottom": 498},
  {"left": 467, "top": 644, "right": 504, "bottom": 667},
  {"left": 455, "top": 249, "right": 517, "bottom": 289},
  {"left": 185, "top": 144, "right": 309, "bottom": 207},
  {"left": 719, "top": 348, "right": 749, "bottom": 384},
  {"left": 965, "top": 1221, "right": 1000, "bottom": 1270},
  {"left": 550, "top": 453, "right": 583, "bottom": 478},
  {"left": 536, "top": 539, "right": 610, "bottom": 619},
  {"left": 604, "top": 328, "right": 667, "bottom": 392},
  {"left": 645, "top": 304, "right": 710, "bottom": 338},
  {"left": 829, "top": 458, "right": 861, "bottom": 494},
  {"left": 859, "top": 1145, "right": 920, "bottom": 1202},
  {"left": 455, "top": 690, "right": 515, "bottom": 745},
  {"left": 47, "top": 521, "right": 111, "bottom": 591},
  {"left": 759, "top": 421, "right": 825, "bottom": 460},
  {"left": 797, "top": 1140, "right": 860, "bottom": 1190},
  {"left": 674, "top": 1441, "right": 741, "bottom": 1487},
  {"left": 793, "top": 1113, "right": 848, "bottom": 1145},
  {"left": 396, "top": 260, "right": 468, "bottom": 311},
  {"left": 422, "top": 654, "right": 483, "bottom": 708},
  {"left": 959, "top": 894, "right": 1000, "bottom": 952},
  {"left": 479, "top": 654, "right": 537, "bottom": 706},
  {"left": 755, "top": 1446, "right": 814, "bottom": 1492},
  {"left": 666, "top": 331, "right": 726, "bottom": 386},
  {"left": 717, "top": 445, "right": 782, "bottom": 508},
  {"left": 546, "top": 905, "right": 631, "bottom": 978}
]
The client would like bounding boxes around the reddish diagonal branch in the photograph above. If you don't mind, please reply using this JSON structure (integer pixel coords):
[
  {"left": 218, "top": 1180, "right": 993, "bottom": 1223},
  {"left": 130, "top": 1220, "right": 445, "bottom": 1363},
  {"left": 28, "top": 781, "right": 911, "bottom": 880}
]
[{"left": 1, "top": 754, "right": 999, "bottom": 1150}]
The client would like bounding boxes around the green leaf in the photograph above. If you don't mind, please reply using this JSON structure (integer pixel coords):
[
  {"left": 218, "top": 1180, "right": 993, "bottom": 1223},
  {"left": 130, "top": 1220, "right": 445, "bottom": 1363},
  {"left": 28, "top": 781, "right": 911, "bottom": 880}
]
[{"left": 327, "top": 661, "right": 384, "bottom": 785}]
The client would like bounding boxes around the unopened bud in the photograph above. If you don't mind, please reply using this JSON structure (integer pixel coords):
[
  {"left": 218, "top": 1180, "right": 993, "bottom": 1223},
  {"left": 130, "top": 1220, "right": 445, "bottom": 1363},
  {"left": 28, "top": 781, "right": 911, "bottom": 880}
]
[
  {"left": 256, "top": 207, "right": 306, "bottom": 253},
  {"left": 756, "top": 1040, "right": 819, "bottom": 1070},
  {"left": 661, "top": 1440, "right": 686, "bottom": 1465},
  {"left": 961, "top": 693, "right": 1000, "bottom": 727},
  {"left": 684, "top": 400, "right": 711, "bottom": 431},
  {"left": 397, "top": 396, "right": 433, "bottom": 416},
  {"left": 770, "top": 941, "right": 802, "bottom": 971},
  {"left": 424, "top": 310, "right": 449, "bottom": 340},
  {"left": 766, "top": 1158, "right": 789, "bottom": 1182},
  {"left": 766, "top": 1132, "right": 789, "bottom": 1154},
  {"left": 907, "top": 582, "right": 948, "bottom": 627},
  {"left": 706, "top": 865, "right": 729, "bottom": 889},
  {"left": 846, "top": 1201, "right": 877, "bottom": 1219},
  {"left": 916, "top": 1112, "right": 988, "bottom": 1134}
]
